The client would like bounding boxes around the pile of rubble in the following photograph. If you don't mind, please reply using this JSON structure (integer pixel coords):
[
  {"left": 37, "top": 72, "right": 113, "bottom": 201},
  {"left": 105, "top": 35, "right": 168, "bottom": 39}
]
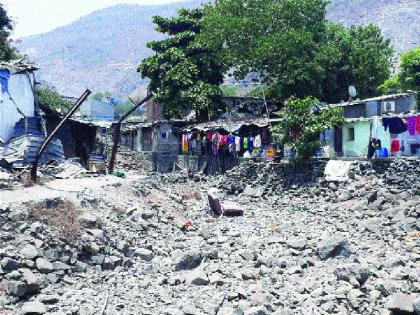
[{"left": 0, "top": 157, "right": 419, "bottom": 315}]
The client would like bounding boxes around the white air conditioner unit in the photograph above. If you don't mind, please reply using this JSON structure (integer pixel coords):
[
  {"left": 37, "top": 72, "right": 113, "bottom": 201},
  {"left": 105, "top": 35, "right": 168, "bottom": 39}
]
[{"left": 382, "top": 101, "right": 395, "bottom": 112}]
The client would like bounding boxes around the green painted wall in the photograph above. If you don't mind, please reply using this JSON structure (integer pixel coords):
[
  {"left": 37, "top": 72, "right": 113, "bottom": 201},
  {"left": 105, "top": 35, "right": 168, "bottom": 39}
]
[
  {"left": 342, "top": 121, "right": 370, "bottom": 157},
  {"left": 342, "top": 120, "right": 391, "bottom": 157}
]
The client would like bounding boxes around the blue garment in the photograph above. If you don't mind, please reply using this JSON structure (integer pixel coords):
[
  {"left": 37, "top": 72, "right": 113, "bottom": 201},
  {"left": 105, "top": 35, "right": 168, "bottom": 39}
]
[
  {"left": 0, "top": 69, "right": 10, "bottom": 94},
  {"left": 229, "top": 135, "right": 235, "bottom": 143}
]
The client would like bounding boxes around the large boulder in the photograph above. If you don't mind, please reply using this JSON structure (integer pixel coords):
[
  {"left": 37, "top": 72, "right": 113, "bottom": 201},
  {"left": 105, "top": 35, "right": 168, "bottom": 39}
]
[
  {"left": 174, "top": 251, "right": 203, "bottom": 271},
  {"left": 317, "top": 235, "right": 352, "bottom": 260}
]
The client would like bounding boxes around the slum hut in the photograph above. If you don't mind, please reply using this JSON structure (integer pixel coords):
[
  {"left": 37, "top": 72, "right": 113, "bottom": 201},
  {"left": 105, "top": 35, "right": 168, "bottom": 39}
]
[
  {"left": 0, "top": 61, "right": 39, "bottom": 144},
  {"left": 40, "top": 103, "right": 112, "bottom": 166},
  {"left": 327, "top": 92, "right": 418, "bottom": 158}
]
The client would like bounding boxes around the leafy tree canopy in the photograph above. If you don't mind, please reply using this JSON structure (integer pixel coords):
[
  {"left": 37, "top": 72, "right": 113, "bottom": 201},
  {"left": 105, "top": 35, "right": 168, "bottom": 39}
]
[
  {"left": 0, "top": 4, "right": 17, "bottom": 61},
  {"left": 36, "top": 88, "right": 72, "bottom": 112},
  {"left": 201, "top": 0, "right": 393, "bottom": 103},
  {"left": 379, "top": 46, "right": 420, "bottom": 94},
  {"left": 92, "top": 91, "right": 112, "bottom": 101},
  {"left": 270, "top": 97, "right": 344, "bottom": 160},
  {"left": 138, "top": 8, "right": 226, "bottom": 120}
]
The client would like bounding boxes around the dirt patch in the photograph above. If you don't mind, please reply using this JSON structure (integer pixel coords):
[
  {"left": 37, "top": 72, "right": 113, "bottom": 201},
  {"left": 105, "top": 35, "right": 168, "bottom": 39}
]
[{"left": 26, "top": 199, "right": 82, "bottom": 239}]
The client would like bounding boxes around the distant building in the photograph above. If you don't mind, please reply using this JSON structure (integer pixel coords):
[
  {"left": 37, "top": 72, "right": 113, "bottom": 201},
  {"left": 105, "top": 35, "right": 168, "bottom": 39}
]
[{"left": 78, "top": 97, "right": 115, "bottom": 121}]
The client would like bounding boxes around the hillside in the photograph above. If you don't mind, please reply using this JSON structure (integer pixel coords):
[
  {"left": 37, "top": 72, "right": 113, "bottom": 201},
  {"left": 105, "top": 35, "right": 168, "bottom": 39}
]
[{"left": 18, "top": 0, "right": 420, "bottom": 97}]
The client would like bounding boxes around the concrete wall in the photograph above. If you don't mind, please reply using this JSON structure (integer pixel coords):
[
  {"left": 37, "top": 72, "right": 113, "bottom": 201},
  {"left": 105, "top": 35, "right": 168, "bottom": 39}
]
[
  {"left": 342, "top": 121, "right": 370, "bottom": 157},
  {"left": 0, "top": 72, "right": 35, "bottom": 143}
]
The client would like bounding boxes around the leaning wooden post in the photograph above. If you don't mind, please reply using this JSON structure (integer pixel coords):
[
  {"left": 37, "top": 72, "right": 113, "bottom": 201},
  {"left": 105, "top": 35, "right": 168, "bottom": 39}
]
[
  {"left": 31, "top": 89, "right": 91, "bottom": 182},
  {"left": 108, "top": 94, "right": 153, "bottom": 173}
]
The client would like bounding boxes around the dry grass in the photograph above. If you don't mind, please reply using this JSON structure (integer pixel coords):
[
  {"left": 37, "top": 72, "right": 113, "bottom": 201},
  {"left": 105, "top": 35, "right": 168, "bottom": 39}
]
[{"left": 26, "top": 199, "right": 82, "bottom": 239}]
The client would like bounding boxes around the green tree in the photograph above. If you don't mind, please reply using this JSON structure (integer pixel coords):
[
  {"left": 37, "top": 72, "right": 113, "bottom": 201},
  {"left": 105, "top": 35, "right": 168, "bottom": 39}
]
[
  {"left": 138, "top": 8, "right": 225, "bottom": 120},
  {"left": 270, "top": 97, "right": 344, "bottom": 160},
  {"left": 92, "top": 91, "right": 112, "bottom": 101},
  {"left": 318, "top": 24, "right": 392, "bottom": 102},
  {"left": 0, "top": 3, "right": 17, "bottom": 61},
  {"left": 378, "top": 46, "right": 420, "bottom": 94},
  {"left": 201, "top": 0, "right": 392, "bottom": 103},
  {"left": 220, "top": 84, "right": 239, "bottom": 97},
  {"left": 36, "top": 88, "right": 72, "bottom": 112},
  {"left": 399, "top": 46, "right": 420, "bottom": 92}
]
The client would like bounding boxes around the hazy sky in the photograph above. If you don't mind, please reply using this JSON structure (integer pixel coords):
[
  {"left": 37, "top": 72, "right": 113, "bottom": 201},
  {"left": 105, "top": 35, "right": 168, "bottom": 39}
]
[{"left": 3, "top": 0, "right": 180, "bottom": 38}]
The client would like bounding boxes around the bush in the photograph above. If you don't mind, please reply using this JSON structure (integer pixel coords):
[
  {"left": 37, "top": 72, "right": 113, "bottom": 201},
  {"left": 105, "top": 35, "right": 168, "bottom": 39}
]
[{"left": 271, "top": 97, "right": 344, "bottom": 160}]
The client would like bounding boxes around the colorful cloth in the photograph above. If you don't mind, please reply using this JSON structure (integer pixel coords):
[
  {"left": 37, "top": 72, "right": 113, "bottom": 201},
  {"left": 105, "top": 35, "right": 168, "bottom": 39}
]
[
  {"left": 229, "top": 135, "right": 235, "bottom": 144},
  {"left": 182, "top": 134, "right": 188, "bottom": 153},
  {"left": 196, "top": 133, "right": 201, "bottom": 141},
  {"left": 206, "top": 131, "right": 212, "bottom": 140},
  {"left": 416, "top": 115, "right": 420, "bottom": 135},
  {"left": 243, "top": 137, "right": 248, "bottom": 149},
  {"left": 407, "top": 116, "right": 417, "bottom": 135},
  {"left": 390, "top": 139, "right": 400, "bottom": 153}
]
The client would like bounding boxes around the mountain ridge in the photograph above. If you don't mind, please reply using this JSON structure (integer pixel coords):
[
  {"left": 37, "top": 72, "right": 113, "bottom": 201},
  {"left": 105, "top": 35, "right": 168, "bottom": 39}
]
[{"left": 18, "top": 0, "right": 420, "bottom": 97}]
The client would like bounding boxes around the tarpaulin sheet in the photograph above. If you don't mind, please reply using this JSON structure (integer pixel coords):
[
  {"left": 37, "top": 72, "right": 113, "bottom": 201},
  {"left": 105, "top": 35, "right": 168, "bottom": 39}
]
[{"left": 324, "top": 160, "right": 353, "bottom": 182}]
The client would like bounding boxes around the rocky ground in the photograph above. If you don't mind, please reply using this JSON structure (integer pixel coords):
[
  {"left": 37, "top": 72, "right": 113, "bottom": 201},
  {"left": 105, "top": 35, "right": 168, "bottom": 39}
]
[{"left": 0, "top": 158, "right": 419, "bottom": 315}]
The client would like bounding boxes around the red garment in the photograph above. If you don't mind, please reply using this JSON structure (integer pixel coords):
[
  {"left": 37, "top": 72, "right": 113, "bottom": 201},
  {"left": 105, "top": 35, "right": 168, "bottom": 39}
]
[
  {"left": 416, "top": 115, "right": 420, "bottom": 135},
  {"left": 390, "top": 139, "right": 400, "bottom": 153},
  {"left": 206, "top": 131, "right": 212, "bottom": 140}
]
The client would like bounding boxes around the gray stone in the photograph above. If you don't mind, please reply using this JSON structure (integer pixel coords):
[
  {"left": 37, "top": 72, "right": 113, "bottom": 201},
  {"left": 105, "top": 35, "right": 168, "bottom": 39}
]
[
  {"left": 386, "top": 293, "right": 416, "bottom": 314},
  {"left": 21, "top": 268, "right": 40, "bottom": 295},
  {"left": 20, "top": 245, "right": 39, "bottom": 260},
  {"left": 244, "top": 306, "right": 268, "bottom": 315},
  {"left": 317, "top": 235, "right": 352, "bottom": 260},
  {"left": 21, "top": 301, "right": 47, "bottom": 314},
  {"left": 136, "top": 248, "right": 154, "bottom": 262},
  {"left": 38, "top": 294, "right": 60, "bottom": 304},
  {"left": 413, "top": 297, "right": 420, "bottom": 315},
  {"left": 242, "top": 270, "right": 259, "bottom": 280},
  {"left": 186, "top": 269, "right": 209, "bottom": 285},
  {"left": 1, "top": 257, "right": 20, "bottom": 271},
  {"left": 175, "top": 251, "right": 203, "bottom": 271},
  {"left": 75, "top": 261, "right": 88, "bottom": 272},
  {"left": 79, "top": 212, "right": 98, "bottom": 227},
  {"left": 35, "top": 258, "right": 54, "bottom": 273},
  {"left": 4, "top": 280, "right": 27, "bottom": 297},
  {"left": 286, "top": 238, "right": 307, "bottom": 250},
  {"left": 52, "top": 261, "right": 71, "bottom": 271}
]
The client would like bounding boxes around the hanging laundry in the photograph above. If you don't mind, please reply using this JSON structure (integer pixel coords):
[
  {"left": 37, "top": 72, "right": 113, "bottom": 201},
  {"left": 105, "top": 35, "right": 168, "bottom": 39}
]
[
  {"left": 212, "top": 134, "right": 218, "bottom": 156},
  {"left": 235, "top": 136, "right": 241, "bottom": 152},
  {"left": 390, "top": 139, "right": 400, "bottom": 153},
  {"left": 367, "top": 138, "right": 381, "bottom": 159},
  {"left": 196, "top": 133, "right": 201, "bottom": 141},
  {"left": 229, "top": 135, "right": 235, "bottom": 144},
  {"left": 371, "top": 116, "right": 380, "bottom": 138},
  {"left": 416, "top": 115, "right": 420, "bottom": 135},
  {"left": 182, "top": 134, "right": 188, "bottom": 153},
  {"left": 249, "top": 137, "right": 254, "bottom": 151},
  {"left": 407, "top": 116, "right": 417, "bottom": 135},
  {"left": 254, "top": 135, "right": 262, "bottom": 148},
  {"left": 390, "top": 133, "right": 398, "bottom": 139},
  {"left": 0, "top": 69, "right": 10, "bottom": 94},
  {"left": 191, "top": 138, "right": 197, "bottom": 149},
  {"left": 243, "top": 137, "right": 248, "bottom": 149},
  {"left": 207, "top": 131, "right": 212, "bottom": 140},
  {"left": 382, "top": 117, "right": 407, "bottom": 134}
]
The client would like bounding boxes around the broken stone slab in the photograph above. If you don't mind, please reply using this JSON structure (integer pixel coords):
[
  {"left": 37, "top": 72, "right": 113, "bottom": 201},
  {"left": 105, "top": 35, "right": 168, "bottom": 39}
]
[
  {"left": 208, "top": 189, "right": 223, "bottom": 215},
  {"left": 243, "top": 185, "right": 265, "bottom": 198},
  {"left": 386, "top": 293, "right": 417, "bottom": 314},
  {"left": 186, "top": 269, "right": 209, "bottom": 285},
  {"left": 21, "top": 301, "right": 47, "bottom": 314},
  {"left": 222, "top": 202, "right": 244, "bottom": 217},
  {"left": 4, "top": 280, "right": 27, "bottom": 297},
  {"left": 35, "top": 258, "right": 54, "bottom": 273},
  {"left": 135, "top": 248, "right": 154, "bottom": 262},
  {"left": 79, "top": 212, "right": 98, "bottom": 227}
]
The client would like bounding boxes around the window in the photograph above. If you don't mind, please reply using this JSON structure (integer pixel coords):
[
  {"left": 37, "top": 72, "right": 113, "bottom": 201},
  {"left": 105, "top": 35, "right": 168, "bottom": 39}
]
[{"left": 347, "top": 127, "right": 355, "bottom": 141}]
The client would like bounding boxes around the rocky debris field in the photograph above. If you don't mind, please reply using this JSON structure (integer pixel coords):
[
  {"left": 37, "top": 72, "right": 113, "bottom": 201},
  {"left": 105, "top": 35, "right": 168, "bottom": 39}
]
[{"left": 0, "top": 158, "right": 419, "bottom": 315}]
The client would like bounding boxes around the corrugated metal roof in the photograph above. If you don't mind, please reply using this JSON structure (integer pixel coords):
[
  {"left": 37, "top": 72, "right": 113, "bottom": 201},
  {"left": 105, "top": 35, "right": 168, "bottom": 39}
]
[{"left": 329, "top": 92, "right": 416, "bottom": 108}]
